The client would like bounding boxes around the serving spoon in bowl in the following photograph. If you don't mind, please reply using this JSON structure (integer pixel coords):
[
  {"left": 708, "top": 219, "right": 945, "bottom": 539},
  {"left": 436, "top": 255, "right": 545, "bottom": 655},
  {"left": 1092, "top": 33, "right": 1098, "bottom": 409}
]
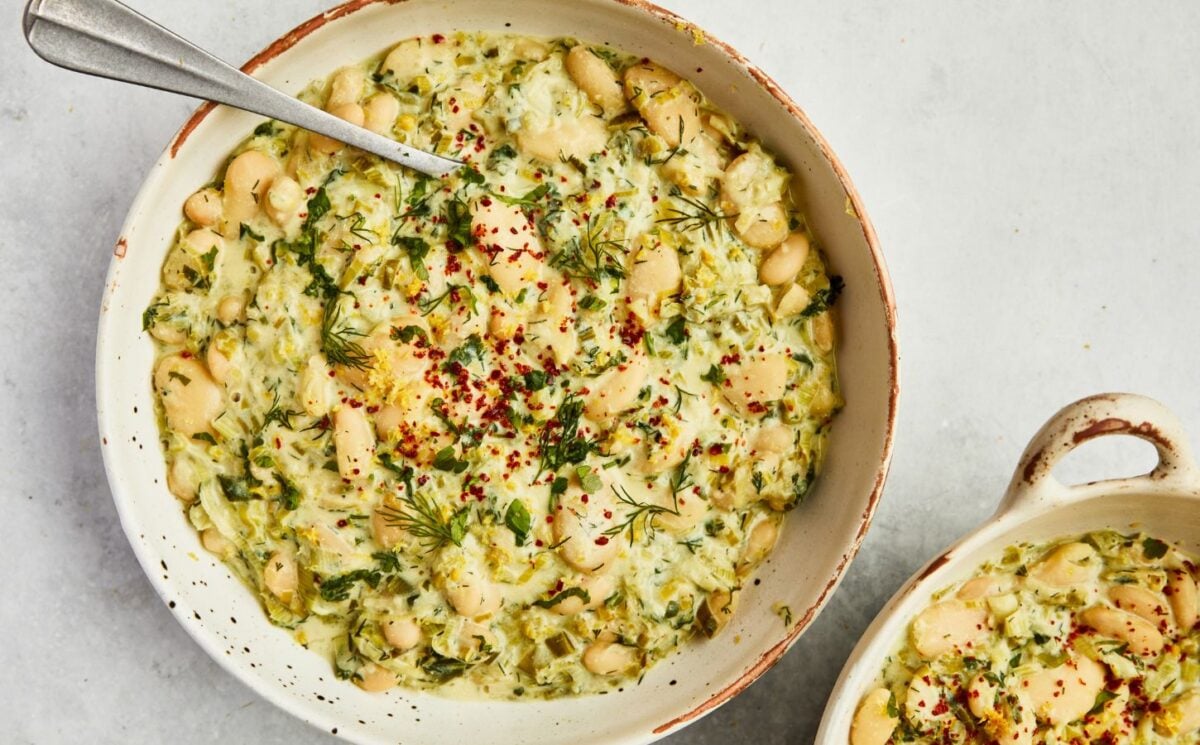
[{"left": 22, "top": 0, "right": 464, "bottom": 177}]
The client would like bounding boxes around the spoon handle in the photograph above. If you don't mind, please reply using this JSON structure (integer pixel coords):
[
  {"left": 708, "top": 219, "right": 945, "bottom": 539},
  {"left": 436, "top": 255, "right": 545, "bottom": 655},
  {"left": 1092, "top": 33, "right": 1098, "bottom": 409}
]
[{"left": 23, "top": 0, "right": 462, "bottom": 177}]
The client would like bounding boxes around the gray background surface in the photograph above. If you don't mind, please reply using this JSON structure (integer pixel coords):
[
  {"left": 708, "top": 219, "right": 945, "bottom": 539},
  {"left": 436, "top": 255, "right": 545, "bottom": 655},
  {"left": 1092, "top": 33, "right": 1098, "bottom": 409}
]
[{"left": 3, "top": 1, "right": 1200, "bottom": 742}]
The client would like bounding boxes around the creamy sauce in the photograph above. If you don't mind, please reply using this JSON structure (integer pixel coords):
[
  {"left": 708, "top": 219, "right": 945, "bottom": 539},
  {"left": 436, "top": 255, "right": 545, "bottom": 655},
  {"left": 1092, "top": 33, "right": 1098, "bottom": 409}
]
[
  {"left": 146, "top": 32, "right": 841, "bottom": 699},
  {"left": 852, "top": 531, "right": 1200, "bottom": 744}
]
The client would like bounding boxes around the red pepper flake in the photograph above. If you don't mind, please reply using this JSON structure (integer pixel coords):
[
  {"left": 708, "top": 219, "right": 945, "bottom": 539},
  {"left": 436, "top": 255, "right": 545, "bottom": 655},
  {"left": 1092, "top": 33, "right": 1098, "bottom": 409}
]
[
  {"left": 545, "top": 515, "right": 554, "bottom": 523},
  {"left": 604, "top": 194, "right": 617, "bottom": 209},
  {"left": 336, "top": 519, "right": 349, "bottom": 528},
  {"left": 594, "top": 536, "right": 610, "bottom": 546},
  {"left": 432, "top": 33, "right": 445, "bottom": 43}
]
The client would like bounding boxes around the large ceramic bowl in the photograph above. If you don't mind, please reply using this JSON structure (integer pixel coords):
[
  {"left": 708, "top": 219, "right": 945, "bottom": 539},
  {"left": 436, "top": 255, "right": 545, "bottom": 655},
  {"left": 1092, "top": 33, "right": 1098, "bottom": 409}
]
[
  {"left": 95, "top": 1, "right": 898, "bottom": 742},
  {"left": 815, "top": 392, "right": 1200, "bottom": 744}
]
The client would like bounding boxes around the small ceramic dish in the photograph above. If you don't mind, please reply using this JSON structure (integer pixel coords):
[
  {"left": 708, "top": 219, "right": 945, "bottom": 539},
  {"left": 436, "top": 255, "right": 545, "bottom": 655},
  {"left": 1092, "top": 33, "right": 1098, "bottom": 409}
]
[
  {"left": 815, "top": 392, "right": 1200, "bottom": 744},
  {"left": 95, "top": 1, "right": 898, "bottom": 742}
]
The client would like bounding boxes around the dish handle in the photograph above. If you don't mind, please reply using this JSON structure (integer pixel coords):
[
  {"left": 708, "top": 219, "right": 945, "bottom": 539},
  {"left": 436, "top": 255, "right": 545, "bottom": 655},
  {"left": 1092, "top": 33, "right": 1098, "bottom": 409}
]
[{"left": 998, "top": 393, "right": 1200, "bottom": 516}]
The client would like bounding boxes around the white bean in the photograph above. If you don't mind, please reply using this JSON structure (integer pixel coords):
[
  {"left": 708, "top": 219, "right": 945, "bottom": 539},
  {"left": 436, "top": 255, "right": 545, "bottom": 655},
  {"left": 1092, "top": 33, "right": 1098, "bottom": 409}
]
[
  {"left": 626, "top": 243, "right": 682, "bottom": 305},
  {"left": 850, "top": 688, "right": 898, "bottom": 745},
  {"left": 759, "top": 232, "right": 810, "bottom": 286},
  {"left": 662, "top": 133, "right": 724, "bottom": 196},
  {"left": 565, "top": 45, "right": 628, "bottom": 118},
  {"left": 967, "top": 672, "right": 998, "bottom": 719},
  {"left": 354, "top": 663, "right": 398, "bottom": 692},
  {"left": 200, "top": 527, "right": 232, "bottom": 556},
  {"left": 162, "top": 229, "right": 220, "bottom": 290},
  {"left": 537, "top": 279, "right": 577, "bottom": 365},
  {"left": 333, "top": 405, "right": 376, "bottom": 481},
  {"left": 205, "top": 345, "right": 231, "bottom": 386},
  {"left": 1168, "top": 568, "right": 1198, "bottom": 630},
  {"left": 382, "top": 617, "right": 422, "bottom": 651},
  {"left": 216, "top": 294, "right": 245, "bottom": 325},
  {"left": 471, "top": 198, "right": 544, "bottom": 294},
  {"left": 154, "top": 354, "right": 223, "bottom": 439},
  {"left": 299, "top": 354, "right": 333, "bottom": 417},
  {"left": 772, "top": 283, "right": 811, "bottom": 320},
  {"left": 372, "top": 503, "right": 407, "bottom": 550},
  {"left": 548, "top": 573, "right": 615, "bottom": 616},
  {"left": 381, "top": 38, "right": 452, "bottom": 85},
  {"left": 554, "top": 489, "right": 620, "bottom": 572},
  {"left": 327, "top": 66, "right": 365, "bottom": 108},
  {"left": 184, "top": 187, "right": 222, "bottom": 227},
  {"left": 733, "top": 202, "right": 789, "bottom": 249},
  {"left": 722, "top": 354, "right": 789, "bottom": 418},
  {"left": 309, "top": 103, "right": 365, "bottom": 155},
  {"left": 737, "top": 519, "right": 779, "bottom": 576},
  {"left": 956, "top": 575, "right": 1014, "bottom": 601},
  {"left": 222, "top": 150, "right": 278, "bottom": 231},
  {"left": 1079, "top": 605, "right": 1165, "bottom": 657},
  {"left": 363, "top": 93, "right": 400, "bottom": 135},
  {"left": 516, "top": 116, "right": 608, "bottom": 164},
  {"left": 582, "top": 639, "right": 639, "bottom": 676},
  {"left": 1109, "top": 584, "right": 1174, "bottom": 633},
  {"left": 1020, "top": 655, "right": 1105, "bottom": 725},
  {"left": 263, "top": 549, "right": 298, "bottom": 603},
  {"left": 264, "top": 175, "right": 303, "bottom": 226},
  {"left": 623, "top": 62, "right": 701, "bottom": 146},
  {"left": 585, "top": 353, "right": 650, "bottom": 424},
  {"left": 752, "top": 424, "right": 794, "bottom": 456},
  {"left": 905, "top": 666, "right": 951, "bottom": 724},
  {"left": 445, "top": 574, "right": 502, "bottom": 618},
  {"left": 1029, "top": 541, "right": 1100, "bottom": 589},
  {"left": 166, "top": 458, "right": 197, "bottom": 503},
  {"left": 811, "top": 311, "right": 835, "bottom": 353},
  {"left": 909, "top": 600, "right": 989, "bottom": 658}
]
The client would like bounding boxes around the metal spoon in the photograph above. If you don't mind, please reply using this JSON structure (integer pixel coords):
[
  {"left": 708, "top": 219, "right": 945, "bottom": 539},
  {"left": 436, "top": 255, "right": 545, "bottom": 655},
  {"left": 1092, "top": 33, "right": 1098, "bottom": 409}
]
[{"left": 22, "top": 0, "right": 463, "bottom": 177}]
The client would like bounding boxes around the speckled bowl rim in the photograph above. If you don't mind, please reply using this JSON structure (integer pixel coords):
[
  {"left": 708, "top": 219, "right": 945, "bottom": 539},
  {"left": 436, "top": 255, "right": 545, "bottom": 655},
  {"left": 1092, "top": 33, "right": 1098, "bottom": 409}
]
[{"left": 97, "top": 1, "right": 899, "bottom": 742}]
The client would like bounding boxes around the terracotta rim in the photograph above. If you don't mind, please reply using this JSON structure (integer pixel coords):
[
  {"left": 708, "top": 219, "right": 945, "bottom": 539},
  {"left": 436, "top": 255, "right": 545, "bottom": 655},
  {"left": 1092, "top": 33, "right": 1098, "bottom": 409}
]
[{"left": 158, "top": 0, "right": 900, "bottom": 738}]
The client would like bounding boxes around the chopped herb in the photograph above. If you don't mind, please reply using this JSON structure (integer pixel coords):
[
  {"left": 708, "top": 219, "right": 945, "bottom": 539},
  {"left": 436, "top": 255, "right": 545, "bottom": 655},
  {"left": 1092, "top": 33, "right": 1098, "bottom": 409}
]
[
  {"left": 432, "top": 446, "right": 469, "bottom": 474},
  {"left": 419, "top": 284, "right": 478, "bottom": 316},
  {"left": 578, "top": 294, "right": 606, "bottom": 311},
  {"left": 522, "top": 369, "right": 548, "bottom": 391},
  {"left": 319, "top": 569, "right": 382, "bottom": 602},
  {"left": 167, "top": 371, "right": 192, "bottom": 386},
  {"left": 534, "top": 394, "right": 598, "bottom": 481},
  {"left": 420, "top": 652, "right": 471, "bottom": 682},
  {"left": 393, "top": 236, "right": 430, "bottom": 280},
  {"left": 1143, "top": 537, "right": 1170, "bottom": 560},
  {"left": 657, "top": 196, "right": 730, "bottom": 232},
  {"left": 1088, "top": 689, "right": 1118, "bottom": 716},
  {"left": 504, "top": 499, "right": 532, "bottom": 546},
  {"left": 192, "top": 432, "right": 218, "bottom": 445},
  {"left": 480, "top": 275, "right": 501, "bottom": 293},
  {"left": 390, "top": 324, "right": 428, "bottom": 344},
  {"left": 443, "top": 334, "right": 486, "bottom": 371},
  {"left": 664, "top": 316, "right": 687, "bottom": 345},
  {"left": 142, "top": 301, "right": 167, "bottom": 331},
  {"left": 444, "top": 197, "right": 473, "bottom": 249},
  {"left": 494, "top": 183, "right": 552, "bottom": 209},
  {"left": 460, "top": 166, "right": 486, "bottom": 186},
  {"left": 252, "top": 121, "right": 278, "bottom": 137},
  {"left": 218, "top": 475, "right": 254, "bottom": 502},
  {"left": 320, "top": 301, "right": 371, "bottom": 370},
  {"left": 701, "top": 364, "right": 726, "bottom": 385},
  {"left": 575, "top": 464, "right": 603, "bottom": 492},
  {"left": 532, "top": 586, "right": 590, "bottom": 609},
  {"left": 239, "top": 223, "right": 265, "bottom": 241},
  {"left": 799, "top": 275, "right": 845, "bottom": 319},
  {"left": 549, "top": 213, "right": 626, "bottom": 282}
]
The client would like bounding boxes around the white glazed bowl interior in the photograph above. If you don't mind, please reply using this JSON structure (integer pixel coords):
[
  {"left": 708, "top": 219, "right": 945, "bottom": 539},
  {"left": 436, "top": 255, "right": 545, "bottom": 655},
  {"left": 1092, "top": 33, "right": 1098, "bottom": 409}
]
[
  {"left": 815, "top": 393, "right": 1200, "bottom": 744},
  {"left": 96, "top": 1, "right": 898, "bottom": 743}
]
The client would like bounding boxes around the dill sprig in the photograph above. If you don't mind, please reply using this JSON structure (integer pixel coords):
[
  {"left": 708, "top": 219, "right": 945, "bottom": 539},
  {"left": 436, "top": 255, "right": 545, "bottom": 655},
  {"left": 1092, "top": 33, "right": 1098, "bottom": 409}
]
[
  {"left": 657, "top": 196, "right": 731, "bottom": 232},
  {"left": 379, "top": 489, "right": 470, "bottom": 552},
  {"left": 534, "top": 394, "right": 599, "bottom": 482},
  {"left": 603, "top": 482, "right": 681, "bottom": 545},
  {"left": 550, "top": 213, "right": 627, "bottom": 282},
  {"left": 320, "top": 300, "right": 371, "bottom": 370}
]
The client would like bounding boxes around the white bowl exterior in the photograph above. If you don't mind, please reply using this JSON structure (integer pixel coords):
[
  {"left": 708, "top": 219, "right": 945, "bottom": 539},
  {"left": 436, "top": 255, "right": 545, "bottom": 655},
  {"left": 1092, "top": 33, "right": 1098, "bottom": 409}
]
[{"left": 96, "top": 2, "right": 898, "bottom": 744}]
